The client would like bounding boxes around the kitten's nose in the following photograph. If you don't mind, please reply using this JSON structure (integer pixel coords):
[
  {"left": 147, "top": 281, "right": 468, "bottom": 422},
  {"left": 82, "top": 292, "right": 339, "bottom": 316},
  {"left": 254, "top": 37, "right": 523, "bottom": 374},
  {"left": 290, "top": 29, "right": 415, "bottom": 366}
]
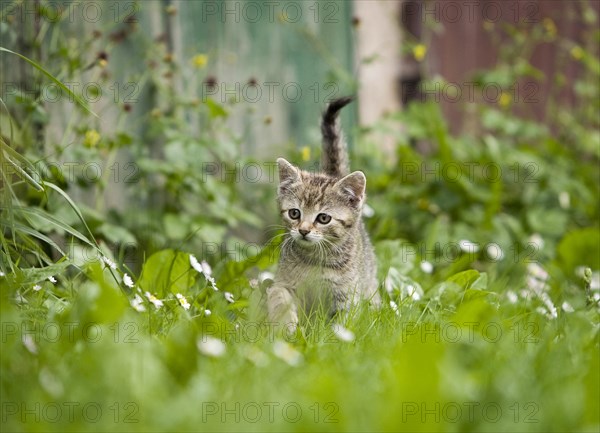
[{"left": 299, "top": 229, "right": 310, "bottom": 237}]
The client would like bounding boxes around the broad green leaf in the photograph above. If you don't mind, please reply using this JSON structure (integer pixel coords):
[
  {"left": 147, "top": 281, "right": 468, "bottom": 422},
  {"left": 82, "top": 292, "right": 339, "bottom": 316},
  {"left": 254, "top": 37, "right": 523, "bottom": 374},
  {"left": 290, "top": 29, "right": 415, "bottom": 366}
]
[
  {"left": 446, "top": 269, "right": 481, "bottom": 290},
  {"left": 556, "top": 228, "right": 600, "bottom": 276},
  {"left": 137, "top": 249, "right": 195, "bottom": 297}
]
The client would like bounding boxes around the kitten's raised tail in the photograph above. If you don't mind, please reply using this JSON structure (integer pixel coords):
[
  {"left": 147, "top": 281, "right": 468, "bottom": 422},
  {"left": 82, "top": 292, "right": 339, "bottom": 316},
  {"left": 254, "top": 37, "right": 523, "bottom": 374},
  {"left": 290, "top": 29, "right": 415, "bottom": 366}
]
[{"left": 321, "top": 96, "right": 354, "bottom": 178}]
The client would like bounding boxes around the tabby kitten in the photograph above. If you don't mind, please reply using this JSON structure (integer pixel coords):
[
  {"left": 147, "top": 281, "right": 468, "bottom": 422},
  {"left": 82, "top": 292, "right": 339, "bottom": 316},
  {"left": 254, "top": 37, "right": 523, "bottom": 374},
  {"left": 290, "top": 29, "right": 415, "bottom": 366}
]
[{"left": 267, "top": 97, "right": 380, "bottom": 330}]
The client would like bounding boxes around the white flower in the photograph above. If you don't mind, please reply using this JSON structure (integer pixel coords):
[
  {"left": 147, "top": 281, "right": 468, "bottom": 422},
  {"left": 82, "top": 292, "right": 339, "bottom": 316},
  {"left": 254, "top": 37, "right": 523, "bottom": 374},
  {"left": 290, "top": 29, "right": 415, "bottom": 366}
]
[
  {"left": 190, "top": 254, "right": 219, "bottom": 290},
  {"left": 197, "top": 336, "right": 226, "bottom": 357},
  {"left": 362, "top": 203, "right": 375, "bottom": 218},
  {"left": 224, "top": 292, "right": 235, "bottom": 303},
  {"left": 33, "top": 284, "right": 42, "bottom": 291},
  {"left": 48, "top": 276, "right": 57, "bottom": 283},
  {"left": 540, "top": 291, "right": 558, "bottom": 319},
  {"left": 273, "top": 340, "right": 302, "bottom": 366},
  {"left": 0, "top": 271, "right": 5, "bottom": 277},
  {"left": 332, "top": 324, "right": 355, "bottom": 342},
  {"left": 559, "top": 191, "right": 570, "bottom": 209},
  {"left": 459, "top": 239, "right": 480, "bottom": 253},
  {"left": 561, "top": 301, "right": 574, "bottom": 313},
  {"left": 176, "top": 293, "right": 191, "bottom": 310},
  {"left": 527, "top": 263, "right": 549, "bottom": 293},
  {"left": 130, "top": 294, "right": 146, "bottom": 312},
  {"left": 389, "top": 300, "right": 399, "bottom": 315},
  {"left": 189, "top": 254, "right": 204, "bottom": 273},
  {"left": 201, "top": 260, "right": 212, "bottom": 276},
  {"left": 22, "top": 334, "right": 38, "bottom": 354},
  {"left": 204, "top": 309, "right": 212, "bottom": 316},
  {"left": 420, "top": 261, "right": 433, "bottom": 274},
  {"left": 506, "top": 290, "right": 518, "bottom": 304},
  {"left": 206, "top": 275, "right": 219, "bottom": 291},
  {"left": 519, "top": 289, "right": 532, "bottom": 300},
  {"left": 406, "top": 285, "right": 421, "bottom": 301},
  {"left": 384, "top": 267, "right": 424, "bottom": 301},
  {"left": 486, "top": 243, "right": 504, "bottom": 261},
  {"left": 144, "top": 292, "right": 164, "bottom": 309},
  {"left": 101, "top": 256, "right": 117, "bottom": 270},
  {"left": 123, "top": 273, "right": 134, "bottom": 288},
  {"left": 528, "top": 234, "right": 544, "bottom": 250},
  {"left": 522, "top": 264, "right": 557, "bottom": 319}
]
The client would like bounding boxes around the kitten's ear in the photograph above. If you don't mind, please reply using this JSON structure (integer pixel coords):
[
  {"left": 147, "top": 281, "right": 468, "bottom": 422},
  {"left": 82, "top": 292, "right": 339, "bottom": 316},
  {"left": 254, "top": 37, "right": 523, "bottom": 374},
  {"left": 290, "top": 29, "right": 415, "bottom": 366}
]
[
  {"left": 334, "top": 171, "right": 366, "bottom": 206},
  {"left": 277, "top": 158, "right": 300, "bottom": 184}
]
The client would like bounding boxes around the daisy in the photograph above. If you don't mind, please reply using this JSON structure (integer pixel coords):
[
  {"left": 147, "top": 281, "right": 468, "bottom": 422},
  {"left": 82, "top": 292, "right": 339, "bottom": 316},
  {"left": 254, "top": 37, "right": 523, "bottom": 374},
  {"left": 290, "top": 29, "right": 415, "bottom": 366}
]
[
  {"left": 123, "top": 273, "right": 134, "bottom": 288},
  {"left": 176, "top": 293, "right": 191, "bottom": 310},
  {"left": 190, "top": 254, "right": 219, "bottom": 290},
  {"left": 200, "top": 260, "right": 212, "bottom": 276},
  {"left": 189, "top": 254, "right": 203, "bottom": 273},
  {"left": 130, "top": 294, "right": 146, "bottom": 312},
  {"left": 144, "top": 292, "right": 164, "bottom": 309}
]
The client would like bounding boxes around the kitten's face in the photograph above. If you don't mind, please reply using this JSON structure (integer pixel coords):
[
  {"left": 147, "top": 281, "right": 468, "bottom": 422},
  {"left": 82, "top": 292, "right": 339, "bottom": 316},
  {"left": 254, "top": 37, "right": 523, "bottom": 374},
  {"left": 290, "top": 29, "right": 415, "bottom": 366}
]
[{"left": 276, "top": 158, "right": 365, "bottom": 248}]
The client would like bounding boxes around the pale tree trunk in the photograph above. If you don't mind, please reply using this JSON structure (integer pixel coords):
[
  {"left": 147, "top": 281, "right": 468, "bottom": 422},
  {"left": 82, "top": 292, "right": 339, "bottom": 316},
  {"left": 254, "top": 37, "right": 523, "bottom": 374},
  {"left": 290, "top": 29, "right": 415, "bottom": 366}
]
[{"left": 354, "top": 0, "right": 403, "bottom": 162}]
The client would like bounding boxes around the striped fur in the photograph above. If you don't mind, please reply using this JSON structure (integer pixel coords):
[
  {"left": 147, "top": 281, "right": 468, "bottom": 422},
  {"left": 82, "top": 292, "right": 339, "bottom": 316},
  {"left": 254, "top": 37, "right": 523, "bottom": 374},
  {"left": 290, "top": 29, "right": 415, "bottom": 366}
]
[
  {"left": 321, "top": 96, "right": 353, "bottom": 177},
  {"left": 267, "top": 97, "right": 380, "bottom": 332}
]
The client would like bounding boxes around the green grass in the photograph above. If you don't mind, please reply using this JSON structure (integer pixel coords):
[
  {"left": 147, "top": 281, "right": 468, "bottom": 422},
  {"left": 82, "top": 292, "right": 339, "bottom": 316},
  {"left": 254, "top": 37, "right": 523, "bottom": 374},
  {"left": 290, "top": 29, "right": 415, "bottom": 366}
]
[{"left": 1, "top": 249, "right": 598, "bottom": 432}]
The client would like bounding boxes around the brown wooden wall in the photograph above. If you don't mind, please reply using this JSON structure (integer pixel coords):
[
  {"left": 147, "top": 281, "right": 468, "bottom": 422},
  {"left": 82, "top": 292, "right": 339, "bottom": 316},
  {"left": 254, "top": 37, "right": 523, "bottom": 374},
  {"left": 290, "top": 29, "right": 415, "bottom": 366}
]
[{"left": 399, "top": 0, "right": 600, "bottom": 135}]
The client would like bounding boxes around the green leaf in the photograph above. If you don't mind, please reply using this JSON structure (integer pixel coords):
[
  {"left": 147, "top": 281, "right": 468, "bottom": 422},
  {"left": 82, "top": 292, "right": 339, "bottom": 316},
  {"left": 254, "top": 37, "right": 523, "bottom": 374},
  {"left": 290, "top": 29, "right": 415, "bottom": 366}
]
[
  {"left": 205, "top": 98, "right": 228, "bottom": 118},
  {"left": 71, "top": 262, "right": 128, "bottom": 323},
  {"left": 137, "top": 249, "right": 195, "bottom": 297},
  {"left": 97, "top": 223, "right": 137, "bottom": 245},
  {"left": 446, "top": 270, "right": 481, "bottom": 290},
  {"left": 556, "top": 228, "right": 600, "bottom": 277}
]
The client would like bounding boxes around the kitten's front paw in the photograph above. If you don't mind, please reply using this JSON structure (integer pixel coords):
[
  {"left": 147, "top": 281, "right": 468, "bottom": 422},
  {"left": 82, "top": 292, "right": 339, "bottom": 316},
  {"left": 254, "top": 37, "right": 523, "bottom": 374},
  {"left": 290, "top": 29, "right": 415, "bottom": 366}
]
[{"left": 267, "top": 286, "right": 298, "bottom": 333}]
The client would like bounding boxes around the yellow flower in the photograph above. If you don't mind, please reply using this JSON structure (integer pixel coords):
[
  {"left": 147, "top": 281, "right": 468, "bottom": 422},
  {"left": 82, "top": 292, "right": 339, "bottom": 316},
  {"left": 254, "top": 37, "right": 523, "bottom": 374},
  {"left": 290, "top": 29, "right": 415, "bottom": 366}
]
[
  {"left": 413, "top": 44, "right": 427, "bottom": 62},
  {"left": 570, "top": 46, "right": 584, "bottom": 60},
  {"left": 191, "top": 54, "right": 208, "bottom": 68},
  {"left": 301, "top": 146, "right": 311, "bottom": 162},
  {"left": 84, "top": 129, "right": 100, "bottom": 148},
  {"left": 542, "top": 18, "right": 557, "bottom": 37},
  {"left": 499, "top": 92, "right": 512, "bottom": 108}
]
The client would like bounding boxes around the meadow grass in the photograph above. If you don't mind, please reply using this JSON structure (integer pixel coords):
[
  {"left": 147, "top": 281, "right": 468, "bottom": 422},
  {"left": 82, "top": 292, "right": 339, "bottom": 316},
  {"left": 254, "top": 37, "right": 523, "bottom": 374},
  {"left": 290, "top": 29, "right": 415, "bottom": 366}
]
[{"left": 1, "top": 255, "right": 598, "bottom": 432}]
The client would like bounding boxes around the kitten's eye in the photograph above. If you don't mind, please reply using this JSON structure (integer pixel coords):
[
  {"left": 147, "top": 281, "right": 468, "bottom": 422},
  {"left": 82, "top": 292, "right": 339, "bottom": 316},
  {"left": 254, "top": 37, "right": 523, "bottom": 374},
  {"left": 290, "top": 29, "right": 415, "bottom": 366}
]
[
  {"left": 316, "top": 213, "right": 332, "bottom": 224},
  {"left": 288, "top": 209, "right": 301, "bottom": 220}
]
